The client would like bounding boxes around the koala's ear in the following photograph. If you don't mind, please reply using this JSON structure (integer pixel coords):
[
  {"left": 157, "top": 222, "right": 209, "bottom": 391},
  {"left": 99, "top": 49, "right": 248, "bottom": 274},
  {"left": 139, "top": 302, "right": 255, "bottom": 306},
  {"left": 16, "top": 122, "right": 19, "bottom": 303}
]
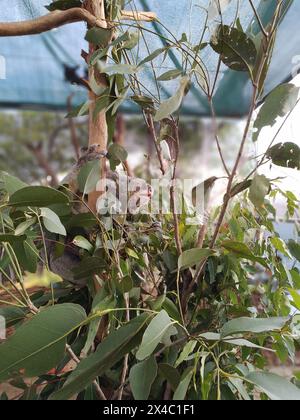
[{"left": 80, "top": 146, "right": 89, "bottom": 155}]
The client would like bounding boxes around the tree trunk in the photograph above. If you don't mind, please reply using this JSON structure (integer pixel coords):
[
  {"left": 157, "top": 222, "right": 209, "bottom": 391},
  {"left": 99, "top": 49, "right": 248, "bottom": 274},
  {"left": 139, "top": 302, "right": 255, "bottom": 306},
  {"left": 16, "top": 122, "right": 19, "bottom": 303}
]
[{"left": 83, "top": 0, "right": 108, "bottom": 212}]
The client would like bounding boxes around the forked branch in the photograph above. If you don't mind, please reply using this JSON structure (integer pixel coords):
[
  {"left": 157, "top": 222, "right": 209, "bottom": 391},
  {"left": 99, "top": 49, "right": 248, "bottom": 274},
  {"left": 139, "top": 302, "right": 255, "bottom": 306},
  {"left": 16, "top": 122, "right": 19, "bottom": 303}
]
[{"left": 0, "top": 8, "right": 157, "bottom": 37}]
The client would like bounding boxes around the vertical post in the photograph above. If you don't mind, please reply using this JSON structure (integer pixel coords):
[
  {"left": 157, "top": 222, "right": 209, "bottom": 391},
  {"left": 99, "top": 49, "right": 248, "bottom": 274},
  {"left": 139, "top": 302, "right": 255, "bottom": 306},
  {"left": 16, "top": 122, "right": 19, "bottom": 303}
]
[{"left": 84, "top": 0, "right": 108, "bottom": 212}]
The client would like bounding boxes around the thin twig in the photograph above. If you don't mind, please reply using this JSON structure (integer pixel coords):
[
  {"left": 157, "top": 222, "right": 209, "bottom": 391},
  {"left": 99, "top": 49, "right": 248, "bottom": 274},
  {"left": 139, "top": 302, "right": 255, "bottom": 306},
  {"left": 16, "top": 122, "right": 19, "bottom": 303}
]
[
  {"left": 170, "top": 122, "right": 183, "bottom": 256},
  {"left": 208, "top": 98, "right": 230, "bottom": 177},
  {"left": 66, "top": 344, "right": 107, "bottom": 401},
  {"left": 145, "top": 113, "right": 166, "bottom": 176},
  {"left": 248, "top": 0, "right": 269, "bottom": 38}
]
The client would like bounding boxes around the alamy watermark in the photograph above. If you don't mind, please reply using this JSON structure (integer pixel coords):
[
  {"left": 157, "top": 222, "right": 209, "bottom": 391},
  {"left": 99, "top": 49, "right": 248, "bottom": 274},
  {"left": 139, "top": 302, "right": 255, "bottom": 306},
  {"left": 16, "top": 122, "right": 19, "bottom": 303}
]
[
  {"left": 95, "top": 175, "right": 206, "bottom": 226},
  {"left": 292, "top": 55, "right": 300, "bottom": 79},
  {"left": 0, "top": 315, "right": 6, "bottom": 340}
]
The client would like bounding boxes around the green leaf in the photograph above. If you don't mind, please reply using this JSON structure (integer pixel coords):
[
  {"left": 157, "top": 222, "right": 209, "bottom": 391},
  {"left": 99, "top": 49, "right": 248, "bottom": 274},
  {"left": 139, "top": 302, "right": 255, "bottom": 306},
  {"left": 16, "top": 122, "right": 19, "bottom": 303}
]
[
  {"left": 50, "top": 314, "right": 150, "bottom": 400},
  {"left": 173, "top": 367, "right": 194, "bottom": 400},
  {"left": 229, "top": 377, "right": 250, "bottom": 400},
  {"left": 85, "top": 27, "right": 113, "bottom": 47},
  {"left": 122, "top": 31, "right": 139, "bottom": 50},
  {"left": 66, "top": 101, "right": 89, "bottom": 118},
  {"left": 73, "top": 236, "right": 93, "bottom": 253},
  {"left": 247, "top": 372, "right": 300, "bottom": 400},
  {"left": 126, "top": 248, "right": 139, "bottom": 260},
  {"left": 131, "top": 95, "right": 154, "bottom": 111},
  {"left": 46, "top": 0, "right": 82, "bottom": 11},
  {"left": 221, "top": 317, "right": 289, "bottom": 338},
  {"left": 249, "top": 174, "right": 270, "bottom": 207},
  {"left": 210, "top": 25, "right": 257, "bottom": 73},
  {"left": 158, "top": 363, "right": 181, "bottom": 391},
  {"left": 107, "top": 143, "right": 128, "bottom": 163},
  {"left": 15, "top": 217, "right": 37, "bottom": 236},
  {"left": 0, "top": 234, "right": 26, "bottom": 244},
  {"left": 0, "top": 304, "right": 86, "bottom": 382},
  {"left": 154, "top": 76, "right": 190, "bottom": 121},
  {"left": 288, "top": 289, "right": 300, "bottom": 311},
  {"left": 199, "top": 333, "right": 272, "bottom": 351},
  {"left": 0, "top": 306, "right": 27, "bottom": 328},
  {"left": 270, "top": 237, "right": 291, "bottom": 258},
  {"left": 162, "top": 297, "right": 182, "bottom": 324},
  {"left": 82, "top": 290, "right": 116, "bottom": 356},
  {"left": 117, "top": 276, "right": 134, "bottom": 294},
  {"left": 77, "top": 161, "right": 98, "bottom": 194},
  {"left": 139, "top": 48, "right": 166, "bottom": 66},
  {"left": 178, "top": 248, "right": 214, "bottom": 270},
  {"left": 0, "top": 171, "right": 28, "bottom": 196},
  {"left": 9, "top": 187, "right": 69, "bottom": 208},
  {"left": 175, "top": 340, "right": 197, "bottom": 367},
  {"left": 65, "top": 213, "right": 97, "bottom": 230},
  {"left": 287, "top": 240, "right": 300, "bottom": 262},
  {"left": 41, "top": 208, "right": 66, "bottom": 236},
  {"left": 230, "top": 179, "right": 252, "bottom": 198},
  {"left": 102, "top": 63, "right": 139, "bottom": 75},
  {"left": 158, "top": 69, "right": 182, "bottom": 81},
  {"left": 12, "top": 239, "right": 38, "bottom": 273},
  {"left": 93, "top": 92, "right": 111, "bottom": 119},
  {"left": 129, "top": 356, "right": 158, "bottom": 400},
  {"left": 222, "top": 240, "right": 268, "bottom": 267},
  {"left": 82, "top": 160, "right": 100, "bottom": 195},
  {"left": 136, "top": 310, "right": 177, "bottom": 361},
  {"left": 267, "top": 142, "right": 300, "bottom": 170},
  {"left": 253, "top": 84, "right": 299, "bottom": 142}
]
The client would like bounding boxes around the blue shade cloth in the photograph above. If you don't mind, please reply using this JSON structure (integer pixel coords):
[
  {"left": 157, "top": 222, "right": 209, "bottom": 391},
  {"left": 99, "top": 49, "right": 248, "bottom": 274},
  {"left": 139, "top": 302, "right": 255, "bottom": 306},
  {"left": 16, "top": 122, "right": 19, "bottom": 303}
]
[{"left": 0, "top": 0, "right": 299, "bottom": 116}]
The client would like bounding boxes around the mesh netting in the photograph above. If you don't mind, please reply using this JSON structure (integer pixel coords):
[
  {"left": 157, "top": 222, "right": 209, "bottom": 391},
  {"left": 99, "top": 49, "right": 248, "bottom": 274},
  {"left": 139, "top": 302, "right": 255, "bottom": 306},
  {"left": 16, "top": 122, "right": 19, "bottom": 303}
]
[{"left": 0, "top": 0, "right": 299, "bottom": 116}]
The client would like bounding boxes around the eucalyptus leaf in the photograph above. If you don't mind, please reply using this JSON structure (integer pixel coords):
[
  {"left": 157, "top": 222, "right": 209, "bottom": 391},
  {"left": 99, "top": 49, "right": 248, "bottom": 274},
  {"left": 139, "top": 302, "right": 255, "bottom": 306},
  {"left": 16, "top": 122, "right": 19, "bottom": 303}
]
[
  {"left": 222, "top": 240, "right": 268, "bottom": 267},
  {"left": 253, "top": 84, "right": 299, "bottom": 142},
  {"left": 41, "top": 207, "right": 67, "bottom": 236},
  {"left": 0, "top": 234, "right": 26, "bottom": 244},
  {"left": 158, "top": 69, "right": 182, "bottom": 81},
  {"left": 210, "top": 25, "right": 257, "bottom": 73},
  {"left": 221, "top": 317, "right": 289, "bottom": 338},
  {"left": 85, "top": 27, "right": 113, "bottom": 47},
  {"left": 73, "top": 236, "right": 93, "bottom": 253},
  {"left": 139, "top": 48, "right": 166, "bottom": 66},
  {"left": 287, "top": 240, "right": 300, "bottom": 262},
  {"left": 173, "top": 367, "right": 193, "bottom": 400},
  {"left": 129, "top": 356, "right": 158, "bottom": 400},
  {"left": 0, "top": 171, "right": 27, "bottom": 196},
  {"left": 154, "top": 76, "right": 190, "bottom": 121},
  {"left": 178, "top": 248, "right": 214, "bottom": 270},
  {"left": 15, "top": 217, "right": 37, "bottom": 236},
  {"left": 159, "top": 363, "right": 181, "bottom": 391},
  {"left": 267, "top": 142, "right": 300, "bottom": 170},
  {"left": 0, "top": 304, "right": 86, "bottom": 382},
  {"left": 249, "top": 174, "right": 270, "bottom": 208},
  {"left": 247, "top": 372, "right": 300, "bottom": 400},
  {"left": 46, "top": 0, "right": 82, "bottom": 11},
  {"left": 136, "top": 310, "right": 177, "bottom": 360},
  {"left": 51, "top": 314, "right": 150, "bottom": 400},
  {"left": 9, "top": 187, "right": 69, "bottom": 208}
]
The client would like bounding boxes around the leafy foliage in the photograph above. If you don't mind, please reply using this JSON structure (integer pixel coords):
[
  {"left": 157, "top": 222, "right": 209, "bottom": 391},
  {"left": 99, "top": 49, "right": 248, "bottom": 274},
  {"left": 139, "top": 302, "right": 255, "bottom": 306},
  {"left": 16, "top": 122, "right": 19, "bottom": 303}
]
[{"left": 0, "top": 0, "right": 300, "bottom": 402}]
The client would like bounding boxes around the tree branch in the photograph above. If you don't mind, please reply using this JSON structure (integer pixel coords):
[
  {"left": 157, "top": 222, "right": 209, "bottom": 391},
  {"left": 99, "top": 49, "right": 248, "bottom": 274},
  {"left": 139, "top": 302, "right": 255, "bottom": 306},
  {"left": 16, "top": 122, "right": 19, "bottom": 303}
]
[
  {"left": 0, "top": 9, "right": 102, "bottom": 36},
  {"left": 121, "top": 11, "right": 157, "bottom": 22},
  {"left": 0, "top": 9, "right": 156, "bottom": 37}
]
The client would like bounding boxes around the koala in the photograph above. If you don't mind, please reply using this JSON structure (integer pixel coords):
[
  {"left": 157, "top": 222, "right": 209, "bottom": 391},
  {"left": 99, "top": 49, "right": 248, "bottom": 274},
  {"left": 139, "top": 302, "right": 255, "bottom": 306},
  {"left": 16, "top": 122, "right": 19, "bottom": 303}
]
[{"left": 41, "top": 145, "right": 153, "bottom": 287}]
